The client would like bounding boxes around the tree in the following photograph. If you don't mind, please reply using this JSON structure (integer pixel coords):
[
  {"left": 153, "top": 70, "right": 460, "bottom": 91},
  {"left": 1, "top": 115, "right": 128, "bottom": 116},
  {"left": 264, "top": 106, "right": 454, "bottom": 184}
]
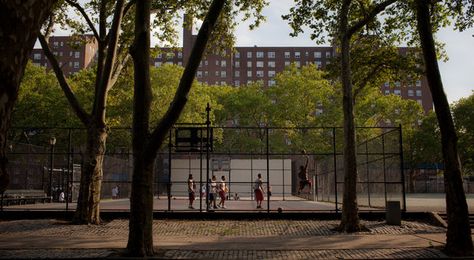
[
  {"left": 38, "top": 0, "right": 129, "bottom": 224},
  {"left": 414, "top": 0, "right": 473, "bottom": 255},
  {"left": 0, "top": 0, "right": 58, "bottom": 196},
  {"left": 452, "top": 92, "right": 474, "bottom": 175},
  {"left": 127, "top": 0, "right": 267, "bottom": 255},
  {"left": 285, "top": 0, "right": 397, "bottom": 232}
]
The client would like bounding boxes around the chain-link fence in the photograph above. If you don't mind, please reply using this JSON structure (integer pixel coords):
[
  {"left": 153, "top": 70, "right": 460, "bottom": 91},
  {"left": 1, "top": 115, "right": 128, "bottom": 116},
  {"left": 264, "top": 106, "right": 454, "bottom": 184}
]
[{"left": 4, "top": 125, "right": 404, "bottom": 212}]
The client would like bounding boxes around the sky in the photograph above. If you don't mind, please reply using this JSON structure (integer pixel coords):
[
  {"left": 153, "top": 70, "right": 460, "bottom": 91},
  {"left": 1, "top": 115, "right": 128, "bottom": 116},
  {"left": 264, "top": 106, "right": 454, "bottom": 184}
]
[{"left": 228, "top": 1, "right": 474, "bottom": 104}]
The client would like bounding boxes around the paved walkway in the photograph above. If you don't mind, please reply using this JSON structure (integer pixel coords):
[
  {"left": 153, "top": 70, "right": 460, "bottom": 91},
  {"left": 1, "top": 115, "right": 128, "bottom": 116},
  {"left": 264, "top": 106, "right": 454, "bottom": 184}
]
[{"left": 0, "top": 218, "right": 462, "bottom": 259}]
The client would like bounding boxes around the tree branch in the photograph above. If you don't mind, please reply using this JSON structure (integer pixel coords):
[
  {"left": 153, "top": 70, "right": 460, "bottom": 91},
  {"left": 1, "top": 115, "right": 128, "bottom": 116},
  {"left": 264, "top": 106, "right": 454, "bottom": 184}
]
[
  {"left": 347, "top": 0, "right": 397, "bottom": 37},
  {"left": 123, "top": 0, "right": 136, "bottom": 17},
  {"left": 94, "top": 0, "right": 125, "bottom": 123},
  {"left": 109, "top": 54, "right": 130, "bottom": 89},
  {"left": 38, "top": 33, "right": 91, "bottom": 125},
  {"left": 65, "top": 0, "right": 100, "bottom": 41},
  {"left": 147, "top": 0, "right": 227, "bottom": 156}
]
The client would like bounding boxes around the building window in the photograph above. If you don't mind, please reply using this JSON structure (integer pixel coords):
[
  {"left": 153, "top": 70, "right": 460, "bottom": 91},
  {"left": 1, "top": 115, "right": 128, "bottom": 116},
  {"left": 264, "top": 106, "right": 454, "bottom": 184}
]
[
  {"left": 215, "top": 60, "right": 219, "bottom": 66},
  {"left": 268, "top": 80, "right": 276, "bottom": 87},
  {"left": 247, "top": 61, "right": 252, "bottom": 67},
  {"left": 416, "top": 80, "right": 422, "bottom": 87},
  {"left": 215, "top": 71, "right": 219, "bottom": 76},
  {"left": 295, "top": 61, "right": 301, "bottom": 67},
  {"left": 177, "top": 52, "right": 182, "bottom": 58},
  {"left": 53, "top": 51, "right": 58, "bottom": 56},
  {"left": 166, "top": 61, "right": 173, "bottom": 65},
  {"left": 315, "top": 61, "right": 322, "bottom": 68},
  {"left": 166, "top": 53, "right": 174, "bottom": 59},
  {"left": 75, "top": 51, "right": 80, "bottom": 58},
  {"left": 234, "top": 80, "right": 240, "bottom": 86},
  {"left": 221, "top": 81, "right": 226, "bottom": 85},
  {"left": 256, "top": 61, "right": 264, "bottom": 68},
  {"left": 74, "top": 61, "right": 80, "bottom": 68},
  {"left": 416, "top": 90, "right": 422, "bottom": 96},
  {"left": 33, "top": 53, "right": 41, "bottom": 60},
  {"left": 256, "top": 71, "right": 264, "bottom": 78},
  {"left": 256, "top": 51, "right": 264, "bottom": 58},
  {"left": 221, "top": 71, "right": 226, "bottom": 78},
  {"left": 268, "top": 71, "right": 276, "bottom": 77},
  {"left": 284, "top": 52, "right": 290, "bottom": 58},
  {"left": 384, "top": 90, "right": 390, "bottom": 95},
  {"left": 235, "top": 61, "right": 240, "bottom": 68},
  {"left": 384, "top": 82, "right": 390, "bottom": 87},
  {"left": 157, "top": 53, "right": 162, "bottom": 58},
  {"left": 417, "top": 99, "right": 423, "bottom": 106},
  {"left": 60, "top": 41, "right": 64, "bottom": 47},
  {"left": 395, "top": 81, "right": 401, "bottom": 87},
  {"left": 326, "top": 51, "right": 331, "bottom": 58},
  {"left": 197, "top": 71, "right": 203, "bottom": 78},
  {"left": 204, "top": 71, "right": 208, "bottom": 76},
  {"left": 314, "top": 52, "right": 321, "bottom": 58},
  {"left": 235, "top": 71, "right": 240, "bottom": 77},
  {"left": 53, "top": 41, "right": 58, "bottom": 47},
  {"left": 199, "top": 61, "right": 203, "bottom": 67},
  {"left": 295, "top": 52, "right": 301, "bottom": 58},
  {"left": 59, "top": 52, "right": 63, "bottom": 57},
  {"left": 205, "top": 60, "right": 208, "bottom": 66},
  {"left": 69, "top": 51, "right": 73, "bottom": 57},
  {"left": 268, "top": 52, "right": 275, "bottom": 58},
  {"left": 221, "top": 60, "right": 226, "bottom": 67},
  {"left": 154, "top": 61, "right": 162, "bottom": 67},
  {"left": 268, "top": 61, "right": 275, "bottom": 68},
  {"left": 235, "top": 52, "right": 240, "bottom": 59},
  {"left": 247, "top": 51, "right": 252, "bottom": 58},
  {"left": 284, "top": 61, "right": 290, "bottom": 67},
  {"left": 394, "top": 89, "right": 401, "bottom": 96},
  {"left": 408, "top": 90, "right": 414, "bottom": 96},
  {"left": 247, "top": 71, "right": 252, "bottom": 77}
]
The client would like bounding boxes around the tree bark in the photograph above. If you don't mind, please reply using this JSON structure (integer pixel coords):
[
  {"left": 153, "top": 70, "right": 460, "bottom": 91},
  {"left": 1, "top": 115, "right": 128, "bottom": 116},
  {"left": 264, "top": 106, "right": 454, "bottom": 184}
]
[
  {"left": 0, "top": 0, "right": 57, "bottom": 194},
  {"left": 127, "top": 0, "right": 153, "bottom": 256},
  {"left": 338, "top": 0, "right": 361, "bottom": 232},
  {"left": 415, "top": 0, "right": 473, "bottom": 256},
  {"left": 127, "top": 0, "right": 227, "bottom": 256},
  {"left": 73, "top": 125, "right": 107, "bottom": 224}
]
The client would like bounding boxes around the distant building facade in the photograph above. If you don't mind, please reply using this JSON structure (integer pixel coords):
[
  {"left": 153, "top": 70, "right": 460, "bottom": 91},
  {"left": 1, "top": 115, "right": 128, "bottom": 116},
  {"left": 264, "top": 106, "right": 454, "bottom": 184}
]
[
  {"left": 31, "top": 19, "right": 433, "bottom": 113},
  {"left": 30, "top": 35, "right": 98, "bottom": 75}
]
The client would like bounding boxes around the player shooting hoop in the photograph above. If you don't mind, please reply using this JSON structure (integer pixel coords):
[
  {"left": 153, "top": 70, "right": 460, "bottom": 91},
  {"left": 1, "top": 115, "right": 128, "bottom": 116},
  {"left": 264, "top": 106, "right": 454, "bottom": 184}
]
[{"left": 297, "top": 149, "right": 312, "bottom": 195}]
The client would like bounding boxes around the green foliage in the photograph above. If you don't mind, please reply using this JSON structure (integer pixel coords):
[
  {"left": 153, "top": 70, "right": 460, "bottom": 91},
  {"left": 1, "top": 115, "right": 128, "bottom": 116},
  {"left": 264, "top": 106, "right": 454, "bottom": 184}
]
[{"left": 452, "top": 92, "right": 474, "bottom": 174}]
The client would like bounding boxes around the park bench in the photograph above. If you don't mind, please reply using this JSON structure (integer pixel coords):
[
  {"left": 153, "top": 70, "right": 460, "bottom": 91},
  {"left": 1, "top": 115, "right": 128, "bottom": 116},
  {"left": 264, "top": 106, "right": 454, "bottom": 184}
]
[{"left": 1, "top": 190, "right": 52, "bottom": 206}]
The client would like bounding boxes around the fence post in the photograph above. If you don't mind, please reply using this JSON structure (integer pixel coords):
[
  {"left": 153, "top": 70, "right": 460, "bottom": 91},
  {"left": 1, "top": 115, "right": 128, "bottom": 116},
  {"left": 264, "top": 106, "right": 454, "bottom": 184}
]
[
  {"left": 266, "top": 127, "right": 270, "bottom": 213},
  {"left": 168, "top": 129, "right": 172, "bottom": 211},
  {"left": 332, "top": 127, "right": 338, "bottom": 213},
  {"left": 399, "top": 124, "right": 407, "bottom": 212}
]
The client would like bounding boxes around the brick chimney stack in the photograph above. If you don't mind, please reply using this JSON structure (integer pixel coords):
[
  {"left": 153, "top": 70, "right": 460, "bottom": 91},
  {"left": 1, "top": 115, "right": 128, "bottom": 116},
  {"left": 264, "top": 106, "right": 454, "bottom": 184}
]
[{"left": 183, "top": 14, "right": 195, "bottom": 66}]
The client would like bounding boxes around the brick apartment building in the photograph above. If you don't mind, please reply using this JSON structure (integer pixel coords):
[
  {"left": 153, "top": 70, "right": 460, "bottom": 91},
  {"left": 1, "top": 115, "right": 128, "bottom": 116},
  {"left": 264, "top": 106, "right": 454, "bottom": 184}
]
[
  {"left": 31, "top": 18, "right": 433, "bottom": 113},
  {"left": 31, "top": 35, "right": 98, "bottom": 75}
]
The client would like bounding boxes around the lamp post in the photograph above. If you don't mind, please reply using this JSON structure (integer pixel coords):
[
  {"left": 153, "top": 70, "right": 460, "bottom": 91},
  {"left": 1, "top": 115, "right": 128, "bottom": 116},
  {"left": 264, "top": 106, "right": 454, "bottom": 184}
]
[{"left": 49, "top": 137, "right": 56, "bottom": 199}]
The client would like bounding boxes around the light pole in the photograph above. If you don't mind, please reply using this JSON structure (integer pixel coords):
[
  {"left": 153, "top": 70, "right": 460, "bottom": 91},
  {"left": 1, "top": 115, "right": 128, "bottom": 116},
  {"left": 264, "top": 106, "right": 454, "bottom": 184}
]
[{"left": 49, "top": 137, "right": 56, "bottom": 199}]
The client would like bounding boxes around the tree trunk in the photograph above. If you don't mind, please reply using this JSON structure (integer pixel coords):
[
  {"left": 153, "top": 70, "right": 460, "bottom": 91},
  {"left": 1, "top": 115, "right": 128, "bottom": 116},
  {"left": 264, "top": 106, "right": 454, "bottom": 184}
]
[
  {"left": 416, "top": 0, "right": 473, "bottom": 256},
  {"left": 127, "top": 0, "right": 153, "bottom": 256},
  {"left": 0, "top": 0, "right": 57, "bottom": 194},
  {"left": 338, "top": 0, "right": 361, "bottom": 232},
  {"left": 73, "top": 125, "right": 107, "bottom": 224}
]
